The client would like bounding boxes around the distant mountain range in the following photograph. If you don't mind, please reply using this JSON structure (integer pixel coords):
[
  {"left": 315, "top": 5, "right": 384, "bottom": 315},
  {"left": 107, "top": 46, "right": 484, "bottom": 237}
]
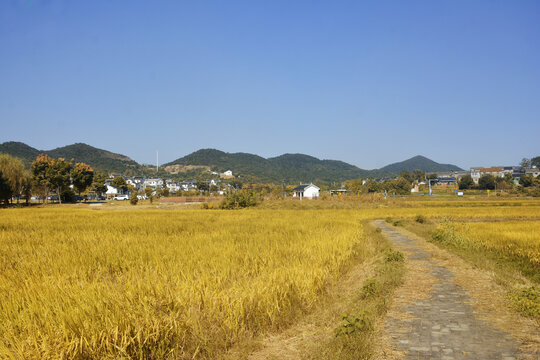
[
  {"left": 380, "top": 155, "right": 462, "bottom": 173},
  {"left": 0, "top": 141, "right": 463, "bottom": 183},
  {"left": 0, "top": 142, "right": 141, "bottom": 174}
]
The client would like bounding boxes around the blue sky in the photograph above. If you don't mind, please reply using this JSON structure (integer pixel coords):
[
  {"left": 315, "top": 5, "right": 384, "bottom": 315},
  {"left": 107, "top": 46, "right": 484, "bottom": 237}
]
[{"left": 1, "top": 1, "right": 539, "bottom": 169}]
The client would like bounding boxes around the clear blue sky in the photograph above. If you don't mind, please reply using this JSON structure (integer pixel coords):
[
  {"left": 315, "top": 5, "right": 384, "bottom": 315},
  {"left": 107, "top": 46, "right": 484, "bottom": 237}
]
[{"left": 1, "top": 1, "right": 539, "bottom": 169}]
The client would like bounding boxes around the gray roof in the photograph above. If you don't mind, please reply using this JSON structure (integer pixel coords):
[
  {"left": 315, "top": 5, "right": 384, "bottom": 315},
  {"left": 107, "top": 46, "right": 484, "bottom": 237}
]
[{"left": 292, "top": 184, "right": 319, "bottom": 191}]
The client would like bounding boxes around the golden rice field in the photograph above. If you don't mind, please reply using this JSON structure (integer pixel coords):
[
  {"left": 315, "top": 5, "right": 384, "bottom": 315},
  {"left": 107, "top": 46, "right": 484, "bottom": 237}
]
[
  {"left": 0, "top": 209, "right": 371, "bottom": 359},
  {"left": 435, "top": 220, "right": 540, "bottom": 268},
  {"left": 1, "top": 200, "right": 540, "bottom": 359}
]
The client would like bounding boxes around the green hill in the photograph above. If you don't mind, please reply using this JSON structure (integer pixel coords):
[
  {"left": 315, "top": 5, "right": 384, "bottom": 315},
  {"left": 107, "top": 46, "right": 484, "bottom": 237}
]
[
  {"left": 1, "top": 142, "right": 463, "bottom": 183},
  {"left": 0, "top": 142, "right": 141, "bottom": 174},
  {"left": 380, "top": 155, "right": 462, "bottom": 173},
  {"left": 0, "top": 142, "right": 40, "bottom": 167},
  {"left": 164, "top": 149, "right": 390, "bottom": 183}
]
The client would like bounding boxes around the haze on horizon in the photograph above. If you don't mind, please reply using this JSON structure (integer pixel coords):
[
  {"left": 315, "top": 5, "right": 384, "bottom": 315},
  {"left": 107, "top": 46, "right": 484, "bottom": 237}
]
[{"left": 1, "top": 1, "right": 539, "bottom": 169}]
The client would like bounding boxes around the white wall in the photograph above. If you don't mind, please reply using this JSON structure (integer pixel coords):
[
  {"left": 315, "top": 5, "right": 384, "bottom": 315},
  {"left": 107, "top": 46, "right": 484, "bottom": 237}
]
[
  {"left": 303, "top": 185, "right": 320, "bottom": 199},
  {"left": 106, "top": 185, "right": 118, "bottom": 195}
]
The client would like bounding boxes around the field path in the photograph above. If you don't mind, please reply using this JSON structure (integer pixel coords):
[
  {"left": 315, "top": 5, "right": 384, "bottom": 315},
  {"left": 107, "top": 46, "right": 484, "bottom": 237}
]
[{"left": 375, "top": 220, "right": 533, "bottom": 360}]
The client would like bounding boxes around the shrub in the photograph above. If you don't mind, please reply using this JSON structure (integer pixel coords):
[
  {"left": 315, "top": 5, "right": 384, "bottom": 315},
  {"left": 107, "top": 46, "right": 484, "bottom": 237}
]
[
  {"left": 530, "top": 188, "right": 540, "bottom": 198},
  {"left": 60, "top": 189, "right": 76, "bottom": 203},
  {"left": 510, "top": 287, "right": 540, "bottom": 318},
  {"left": 361, "top": 278, "right": 378, "bottom": 299},
  {"left": 220, "top": 190, "right": 260, "bottom": 209},
  {"left": 335, "top": 312, "right": 373, "bottom": 336},
  {"left": 392, "top": 220, "right": 403, "bottom": 227},
  {"left": 385, "top": 217, "right": 393, "bottom": 223},
  {"left": 385, "top": 249, "right": 404, "bottom": 263},
  {"left": 375, "top": 227, "right": 382, "bottom": 233},
  {"left": 130, "top": 193, "right": 138, "bottom": 205},
  {"left": 415, "top": 214, "right": 426, "bottom": 224}
]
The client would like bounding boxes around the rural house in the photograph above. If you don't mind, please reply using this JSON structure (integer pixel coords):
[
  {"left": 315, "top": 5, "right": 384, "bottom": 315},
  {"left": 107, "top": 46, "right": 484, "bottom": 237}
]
[{"left": 292, "top": 184, "right": 320, "bottom": 199}]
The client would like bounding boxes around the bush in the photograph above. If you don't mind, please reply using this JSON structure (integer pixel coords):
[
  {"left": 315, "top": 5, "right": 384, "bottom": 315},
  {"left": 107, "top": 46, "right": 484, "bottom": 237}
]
[
  {"left": 335, "top": 312, "right": 373, "bottom": 336},
  {"left": 220, "top": 190, "right": 260, "bottom": 209},
  {"left": 510, "top": 287, "right": 540, "bottom": 318},
  {"left": 385, "top": 217, "right": 393, "bottom": 223},
  {"left": 530, "top": 188, "right": 540, "bottom": 198},
  {"left": 415, "top": 214, "right": 426, "bottom": 224},
  {"left": 60, "top": 189, "right": 76, "bottom": 203},
  {"left": 361, "top": 278, "right": 378, "bottom": 299},
  {"left": 392, "top": 220, "right": 403, "bottom": 227},
  {"left": 385, "top": 250, "right": 404, "bottom": 263}
]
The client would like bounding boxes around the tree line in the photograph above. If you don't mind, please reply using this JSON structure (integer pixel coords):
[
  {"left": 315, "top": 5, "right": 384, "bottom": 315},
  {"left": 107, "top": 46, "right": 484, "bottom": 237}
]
[
  {"left": 0, "top": 153, "right": 111, "bottom": 205},
  {"left": 344, "top": 170, "right": 436, "bottom": 195}
]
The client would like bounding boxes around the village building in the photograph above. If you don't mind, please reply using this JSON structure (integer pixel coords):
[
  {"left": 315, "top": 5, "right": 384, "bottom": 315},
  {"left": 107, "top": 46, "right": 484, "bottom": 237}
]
[
  {"left": 292, "top": 184, "right": 320, "bottom": 199},
  {"left": 143, "top": 178, "right": 163, "bottom": 189}
]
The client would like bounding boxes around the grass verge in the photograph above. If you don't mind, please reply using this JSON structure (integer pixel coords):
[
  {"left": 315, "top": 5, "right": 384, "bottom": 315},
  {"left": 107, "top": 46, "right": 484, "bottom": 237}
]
[{"left": 306, "top": 222, "right": 405, "bottom": 359}]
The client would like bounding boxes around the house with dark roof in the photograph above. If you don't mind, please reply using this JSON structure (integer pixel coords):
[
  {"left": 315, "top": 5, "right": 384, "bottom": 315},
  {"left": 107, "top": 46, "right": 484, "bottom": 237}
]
[{"left": 292, "top": 183, "right": 320, "bottom": 199}]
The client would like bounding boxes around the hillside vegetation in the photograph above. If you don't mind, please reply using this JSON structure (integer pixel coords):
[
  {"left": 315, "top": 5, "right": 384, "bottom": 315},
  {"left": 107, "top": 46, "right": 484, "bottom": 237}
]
[
  {"left": 380, "top": 155, "right": 462, "bottom": 173},
  {"left": 165, "top": 149, "right": 390, "bottom": 183},
  {"left": 1, "top": 142, "right": 463, "bottom": 183},
  {"left": 0, "top": 142, "right": 141, "bottom": 174}
]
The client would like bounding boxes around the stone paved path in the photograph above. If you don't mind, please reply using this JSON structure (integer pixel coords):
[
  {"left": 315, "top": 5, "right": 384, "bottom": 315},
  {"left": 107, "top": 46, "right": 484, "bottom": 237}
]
[{"left": 375, "top": 220, "right": 523, "bottom": 360}]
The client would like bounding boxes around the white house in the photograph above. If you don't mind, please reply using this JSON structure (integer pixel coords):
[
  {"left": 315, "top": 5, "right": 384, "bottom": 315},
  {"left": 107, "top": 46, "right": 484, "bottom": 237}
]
[
  {"left": 143, "top": 178, "right": 164, "bottom": 189},
  {"left": 106, "top": 185, "right": 119, "bottom": 195},
  {"left": 166, "top": 181, "right": 181, "bottom": 193},
  {"left": 292, "top": 184, "right": 320, "bottom": 199}
]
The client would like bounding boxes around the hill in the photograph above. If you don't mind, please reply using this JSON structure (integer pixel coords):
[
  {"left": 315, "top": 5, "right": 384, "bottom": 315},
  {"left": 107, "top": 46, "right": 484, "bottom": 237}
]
[
  {"left": 0, "top": 142, "right": 40, "bottom": 167},
  {"left": 164, "top": 149, "right": 390, "bottom": 183},
  {"left": 1, "top": 142, "right": 463, "bottom": 183},
  {"left": 380, "top": 155, "right": 462, "bottom": 173},
  {"left": 0, "top": 142, "right": 141, "bottom": 174}
]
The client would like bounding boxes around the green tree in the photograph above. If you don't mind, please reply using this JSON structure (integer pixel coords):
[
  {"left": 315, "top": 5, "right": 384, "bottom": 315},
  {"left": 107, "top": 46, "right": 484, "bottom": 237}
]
[
  {"left": 365, "top": 179, "right": 380, "bottom": 193},
  {"left": 531, "top": 156, "right": 540, "bottom": 168},
  {"left": 47, "top": 158, "right": 73, "bottom": 204},
  {"left": 112, "top": 176, "right": 128, "bottom": 194},
  {"left": 391, "top": 177, "right": 412, "bottom": 195},
  {"left": 399, "top": 170, "right": 414, "bottom": 183},
  {"left": 162, "top": 187, "right": 170, "bottom": 197},
  {"left": 0, "top": 170, "right": 11, "bottom": 206},
  {"left": 31, "top": 154, "right": 53, "bottom": 203},
  {"left": 519, "top": 174, "right": 534, "bottom": 187},
  {"left": 412, "top": 169, "right": 425, "bottom": 182},
  {"left": 458, "top": 174, "right": 474, "bottom": 190},
  {"left": 520, "top": 158, "right": 531, "bottom": 169},
  {"left": 345, "top": 178, "right": 363, "bottom": 193},
  {"left": 478, "top": 174, "right": 496, "bottom": 190},
  {"left": 21, "top": 172, "right": 32, "bottom": 205},
  {"left": 91, "top": 173, "right": 108, "bottom": 197},
  {"left": 196, "top": 180, "right": 209, "bottom": 192},
  {"left": 71, "top": 163, "right": 94, "bottom": 197},
  {"left": 0, "top": 154, "right": 26, "bottom": 204}
]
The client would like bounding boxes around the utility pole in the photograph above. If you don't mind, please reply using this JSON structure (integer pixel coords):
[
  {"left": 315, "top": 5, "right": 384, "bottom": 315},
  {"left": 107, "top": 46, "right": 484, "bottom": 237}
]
[{"left": 156, "top": 151, "right": 159, "bottom": 173}]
